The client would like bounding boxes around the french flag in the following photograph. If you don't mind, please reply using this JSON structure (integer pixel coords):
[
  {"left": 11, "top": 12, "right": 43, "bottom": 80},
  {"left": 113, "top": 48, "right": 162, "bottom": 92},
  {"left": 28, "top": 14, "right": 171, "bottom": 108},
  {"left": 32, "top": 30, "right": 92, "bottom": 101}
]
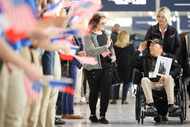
[
  {"left": 49, "top": 78, "right": 74, "bottom": 95},
  {"left": 5, "top": 28, "right": 32, "bottom": 50}
]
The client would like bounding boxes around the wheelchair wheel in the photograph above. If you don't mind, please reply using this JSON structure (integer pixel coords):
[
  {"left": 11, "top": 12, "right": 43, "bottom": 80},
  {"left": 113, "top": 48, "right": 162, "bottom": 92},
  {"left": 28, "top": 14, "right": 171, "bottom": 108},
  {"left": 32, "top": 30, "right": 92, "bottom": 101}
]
[
  {"left": 135, "top": 86, "right": 142, "bottom": 123},
  {"left": 178, "top": 78, "right": 187, "bottom": 122},
  {"left": 180, "top": 113, "right": 184, "bottom": 124},
  {"left": 182, "top": 81, "right": 187, "bottom": 120},
  {"left": 179, "top": 79, "right": 187, "bottom": 119},
  {"left": 141, "top": 111, "right": 144, "bottom": 124}
]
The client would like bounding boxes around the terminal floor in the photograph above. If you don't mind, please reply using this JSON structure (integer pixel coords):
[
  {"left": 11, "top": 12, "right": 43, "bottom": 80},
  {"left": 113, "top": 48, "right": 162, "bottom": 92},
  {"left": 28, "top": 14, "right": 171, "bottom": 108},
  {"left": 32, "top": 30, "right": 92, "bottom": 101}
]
[{"left": 57, "top": 96, "right": 190, "bottom": 127}]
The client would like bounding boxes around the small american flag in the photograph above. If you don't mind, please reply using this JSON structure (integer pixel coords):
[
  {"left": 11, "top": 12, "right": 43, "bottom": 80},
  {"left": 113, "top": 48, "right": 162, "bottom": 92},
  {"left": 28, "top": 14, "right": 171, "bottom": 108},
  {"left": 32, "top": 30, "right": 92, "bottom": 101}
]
[{"left": 1, "top": 0, "right": 37, "bottom": 32}]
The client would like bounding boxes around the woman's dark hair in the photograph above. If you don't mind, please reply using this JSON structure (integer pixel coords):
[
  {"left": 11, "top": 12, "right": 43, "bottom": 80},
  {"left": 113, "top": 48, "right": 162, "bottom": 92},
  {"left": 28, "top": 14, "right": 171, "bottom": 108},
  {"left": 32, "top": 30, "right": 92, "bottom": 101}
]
[{"left": 88, "top": 13, "right": 105, "bottom": 31}]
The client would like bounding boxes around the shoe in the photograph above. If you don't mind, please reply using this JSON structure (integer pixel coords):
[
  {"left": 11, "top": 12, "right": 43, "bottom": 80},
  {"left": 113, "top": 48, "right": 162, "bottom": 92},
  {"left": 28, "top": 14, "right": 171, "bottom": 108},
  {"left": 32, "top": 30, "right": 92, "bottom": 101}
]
[
  {"left": 146, "top": 105, "right": 157, "bottom": 113},
  {"left": 121, "top": 100, "right": 129, "bottom": 104},
  {"left": 89, "top": 115, "right": 99, "bottom": 123},
  {"left": 168, "top": 104, "right": 179, "bottom": 113},
  {"left": 55, "top": 118, "right": 65, "bottom": 125},
  {"left": 161, "top": 115, "right": 168, "bottom": 122},
  {"left": 62, "top": 114, "right": 83, "bottom": 119},
  {"left": 161, "top": 116, "right": 168, "bottom": 122},
  {"left": 99, "top": 117, "right": 109, "bottom": 124},
  {"left": 154, "top": 116, "right": 161, "bottom": 123},
  {"left": 110, "top": 100, "right": 117, "bottom": 104}
]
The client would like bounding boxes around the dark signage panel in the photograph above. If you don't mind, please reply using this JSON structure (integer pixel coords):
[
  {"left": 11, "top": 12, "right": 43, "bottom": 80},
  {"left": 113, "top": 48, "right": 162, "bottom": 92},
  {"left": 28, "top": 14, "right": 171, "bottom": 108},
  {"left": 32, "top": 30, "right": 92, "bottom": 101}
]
[
  {"left": 101, "top": 0, "right": 156, "bottom": 11},
  {"left": 160, "top": 0, "right": 190, "bottom": 11},
  {"left": 132, "top": 16, "right": 177, "bottom": 31},
  {"left": 132, "top": 17, "right": 156, "bottom": 30},
  {"left": 180, "top": 16, "right": 190, "bottom": 30}
]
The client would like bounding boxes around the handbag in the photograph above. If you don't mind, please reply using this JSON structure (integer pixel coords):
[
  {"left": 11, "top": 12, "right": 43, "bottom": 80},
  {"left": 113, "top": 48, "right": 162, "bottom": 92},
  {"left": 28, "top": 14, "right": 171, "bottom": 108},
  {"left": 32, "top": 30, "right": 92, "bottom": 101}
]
[{"left": 112, "top": 62, "right": 121, "bottom": 85}]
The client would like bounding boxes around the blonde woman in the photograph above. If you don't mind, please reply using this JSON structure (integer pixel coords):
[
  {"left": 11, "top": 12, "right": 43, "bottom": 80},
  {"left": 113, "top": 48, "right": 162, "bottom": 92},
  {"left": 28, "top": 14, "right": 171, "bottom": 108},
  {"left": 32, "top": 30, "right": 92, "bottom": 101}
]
[
  {"left": 145, "top": 7, "right": 181, "bottom": 58},
  {"left": 114, "top": 31, "right": 136, "bottom": 104}
]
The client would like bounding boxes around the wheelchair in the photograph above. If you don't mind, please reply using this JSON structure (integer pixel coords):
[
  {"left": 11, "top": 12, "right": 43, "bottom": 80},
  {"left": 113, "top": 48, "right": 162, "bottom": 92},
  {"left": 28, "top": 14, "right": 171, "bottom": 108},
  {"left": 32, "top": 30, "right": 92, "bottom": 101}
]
[{"left": 133, "top": 68, "right": 187, "bottom": 124}]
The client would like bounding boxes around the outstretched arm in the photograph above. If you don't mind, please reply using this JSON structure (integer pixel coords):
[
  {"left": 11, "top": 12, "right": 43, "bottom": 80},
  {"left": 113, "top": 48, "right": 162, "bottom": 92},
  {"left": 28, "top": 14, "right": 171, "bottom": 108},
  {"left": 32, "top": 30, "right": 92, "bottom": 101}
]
[{"left": 0, "top": 38, "right": 42, "bottom": 80}]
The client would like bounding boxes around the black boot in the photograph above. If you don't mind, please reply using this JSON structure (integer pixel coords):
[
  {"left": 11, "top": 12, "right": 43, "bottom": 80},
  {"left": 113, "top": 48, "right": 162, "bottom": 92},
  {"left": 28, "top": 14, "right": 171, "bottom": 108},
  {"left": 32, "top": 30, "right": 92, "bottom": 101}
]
[
  {"left": 89, "top": 114, "right": 99, "bottom": 123},
  {"left": 99, "top": 116, "right": 109, "bottom": 124},
  {"left": 110, "top": 99, "right": 117, "bottom": 104},
  {"left": 55, "top": 117, "right": 65, "bottom": 125},
  {"left": 154, "top": 115, "right": 161, "bottom": 123}
]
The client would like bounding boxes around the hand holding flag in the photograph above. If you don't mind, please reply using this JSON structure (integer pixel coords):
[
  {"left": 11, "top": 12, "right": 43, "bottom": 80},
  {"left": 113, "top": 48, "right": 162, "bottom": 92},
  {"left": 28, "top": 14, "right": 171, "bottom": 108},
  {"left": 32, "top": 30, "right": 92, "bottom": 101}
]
[{"left": 1, "top": 0, "right": 37, "bottom": 32}]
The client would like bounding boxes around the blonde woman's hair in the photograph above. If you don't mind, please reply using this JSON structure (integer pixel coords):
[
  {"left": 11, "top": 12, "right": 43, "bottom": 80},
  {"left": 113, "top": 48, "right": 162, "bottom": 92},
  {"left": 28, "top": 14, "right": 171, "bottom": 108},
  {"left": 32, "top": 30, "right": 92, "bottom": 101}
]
[
  {"left": 156, "top": 7, "right": 172, "bottom": 25},
  {"left": 115, "top": 31, "right": 130, "bottom": 48}
]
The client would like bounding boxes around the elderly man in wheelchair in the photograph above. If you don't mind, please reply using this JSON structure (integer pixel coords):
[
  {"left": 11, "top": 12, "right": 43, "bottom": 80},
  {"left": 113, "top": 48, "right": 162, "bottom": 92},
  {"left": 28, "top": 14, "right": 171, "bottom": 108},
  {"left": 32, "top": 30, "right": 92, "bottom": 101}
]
[{"left": 135, "top": 39, "right": 182, "bottom": 123}]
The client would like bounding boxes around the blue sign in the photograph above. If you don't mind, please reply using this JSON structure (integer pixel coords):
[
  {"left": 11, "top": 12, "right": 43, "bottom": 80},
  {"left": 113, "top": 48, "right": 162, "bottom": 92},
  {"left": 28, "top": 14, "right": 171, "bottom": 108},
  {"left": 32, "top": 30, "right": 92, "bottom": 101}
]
[
  {"left": 132, "top": 17, "right": 156, "bottom": 30},
  {"left": 132, "top": 16, "right": 177, "bottom": 31},
  {"left": 180, "top": 16, "right": 190, "bottom": 30},
  {"left": 101, "top": 0, "right": 156, "bottom": 11},
  {"left": 160, "top": 0, "right": 190, "bottom": 11}
]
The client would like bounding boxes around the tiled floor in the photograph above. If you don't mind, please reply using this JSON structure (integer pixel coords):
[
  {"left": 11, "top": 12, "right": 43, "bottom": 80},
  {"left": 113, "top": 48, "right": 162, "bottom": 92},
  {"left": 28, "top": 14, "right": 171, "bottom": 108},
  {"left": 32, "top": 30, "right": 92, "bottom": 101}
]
[{"left": 57, "top": 96, "right": 190, "bottom": 127}]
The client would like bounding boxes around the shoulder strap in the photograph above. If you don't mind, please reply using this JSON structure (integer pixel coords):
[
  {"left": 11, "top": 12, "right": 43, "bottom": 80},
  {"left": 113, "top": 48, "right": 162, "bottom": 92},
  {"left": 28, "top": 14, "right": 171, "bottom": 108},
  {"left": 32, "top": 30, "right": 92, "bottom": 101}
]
[{"left": 90, "top": 33, "right": 99, "bottom": 47}]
